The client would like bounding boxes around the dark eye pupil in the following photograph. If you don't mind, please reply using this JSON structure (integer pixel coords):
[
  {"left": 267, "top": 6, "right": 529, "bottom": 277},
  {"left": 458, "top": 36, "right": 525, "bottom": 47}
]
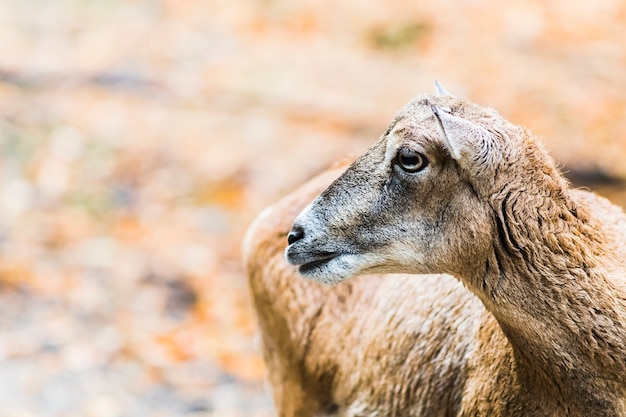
[
  {"left": 400, "top": 154, "right": 420, "bottom": 168},
  {"left": 397, "top": 150, "right": 427, "bottom": 172}
]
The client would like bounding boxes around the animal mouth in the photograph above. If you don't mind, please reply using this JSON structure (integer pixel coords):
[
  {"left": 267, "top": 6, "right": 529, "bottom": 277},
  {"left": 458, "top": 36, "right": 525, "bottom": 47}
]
[{"left": 298, "top": 252, "right": 339, "bottom": 274}]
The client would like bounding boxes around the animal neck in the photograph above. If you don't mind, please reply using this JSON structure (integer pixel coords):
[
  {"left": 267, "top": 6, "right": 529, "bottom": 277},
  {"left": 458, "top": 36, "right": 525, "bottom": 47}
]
[{"left": 469, "top": 181, "right": 626, "bottom": 413}]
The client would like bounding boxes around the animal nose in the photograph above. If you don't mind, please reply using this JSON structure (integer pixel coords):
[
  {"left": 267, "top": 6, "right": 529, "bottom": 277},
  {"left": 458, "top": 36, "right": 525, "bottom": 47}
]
[{"left": 287, "top": 225, "right": 305, "bottom": 245}]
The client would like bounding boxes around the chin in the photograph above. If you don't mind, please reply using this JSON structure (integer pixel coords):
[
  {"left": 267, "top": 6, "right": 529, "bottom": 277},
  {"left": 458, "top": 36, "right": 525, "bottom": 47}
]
[{"left": 296, "top": 254, "right": 364, "bottom": 285}]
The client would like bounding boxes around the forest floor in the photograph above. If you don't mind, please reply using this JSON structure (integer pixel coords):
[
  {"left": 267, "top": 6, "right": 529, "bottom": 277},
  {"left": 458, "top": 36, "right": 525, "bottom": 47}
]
[{"left": 0, "top": 0, "right": 625, "bottom": 416}]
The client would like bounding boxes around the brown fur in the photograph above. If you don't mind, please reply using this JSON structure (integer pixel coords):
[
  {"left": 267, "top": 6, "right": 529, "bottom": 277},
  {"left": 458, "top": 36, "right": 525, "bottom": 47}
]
[{"left": 244, "top": 93, "right": 626, "bottom": 416}]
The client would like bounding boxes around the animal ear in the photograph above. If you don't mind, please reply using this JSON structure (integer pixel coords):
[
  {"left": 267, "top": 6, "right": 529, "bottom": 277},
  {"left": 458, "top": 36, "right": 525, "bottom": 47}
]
[
  {"left": 434, "top": 80, "right": 453, "bottom": 97},
  {"left": 431, "top": 105, "right": 493, "bottom": 171}
]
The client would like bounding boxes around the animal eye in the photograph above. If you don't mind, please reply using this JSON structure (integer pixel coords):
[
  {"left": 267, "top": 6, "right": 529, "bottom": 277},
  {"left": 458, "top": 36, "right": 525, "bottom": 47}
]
[{"left": 396, "top": 148, "right": 428, "bottom": 173}]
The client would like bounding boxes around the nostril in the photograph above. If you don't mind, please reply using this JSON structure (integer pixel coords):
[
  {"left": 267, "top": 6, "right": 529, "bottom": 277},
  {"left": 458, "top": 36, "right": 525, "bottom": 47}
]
[{"left": 287, "top": 225, "right": 305, "bottom": 245}]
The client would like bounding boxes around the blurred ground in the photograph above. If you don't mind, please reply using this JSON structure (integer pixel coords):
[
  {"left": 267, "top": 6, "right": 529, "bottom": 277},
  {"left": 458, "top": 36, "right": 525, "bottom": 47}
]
[{"left": 0, "top": 0, "right": 625, "bottom": 416}]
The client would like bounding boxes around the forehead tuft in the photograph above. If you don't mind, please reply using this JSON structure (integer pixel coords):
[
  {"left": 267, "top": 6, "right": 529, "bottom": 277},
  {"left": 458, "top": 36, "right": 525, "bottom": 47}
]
[
  {"left": 396, "top": 93, "right": 463, "bottom": 119},
  {"left": 383, "top": 94, "right": 465, "bottom": 160},
  {"left": 384, "top": 114, "right": 435, "bottom": 162}
]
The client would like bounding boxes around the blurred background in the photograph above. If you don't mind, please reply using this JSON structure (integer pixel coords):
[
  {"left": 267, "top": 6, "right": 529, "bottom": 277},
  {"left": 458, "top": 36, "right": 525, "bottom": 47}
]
[{"left": 0, "top": 0, "right": 625, "bottom": 416}]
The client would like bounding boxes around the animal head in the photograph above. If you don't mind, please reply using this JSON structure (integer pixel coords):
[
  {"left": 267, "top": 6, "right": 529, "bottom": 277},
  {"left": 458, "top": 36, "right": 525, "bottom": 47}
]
[{"left": 285, "top": 84, "right": 566, "bottom": 287}]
